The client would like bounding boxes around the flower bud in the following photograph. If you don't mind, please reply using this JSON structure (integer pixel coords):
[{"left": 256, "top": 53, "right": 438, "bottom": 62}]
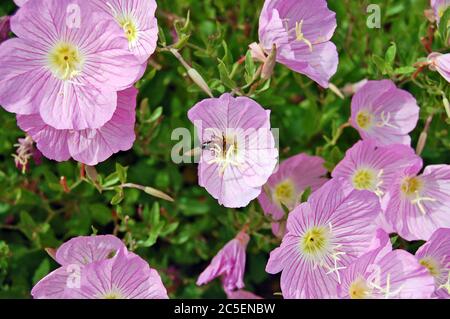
[{"left": 261, "top": 44, "right": 277, "bottom": 80}]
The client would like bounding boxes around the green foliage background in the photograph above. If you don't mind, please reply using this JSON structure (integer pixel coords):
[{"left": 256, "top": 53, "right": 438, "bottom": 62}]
[{"left": 0, "top": 0, "right": 449, "bottom": 298}]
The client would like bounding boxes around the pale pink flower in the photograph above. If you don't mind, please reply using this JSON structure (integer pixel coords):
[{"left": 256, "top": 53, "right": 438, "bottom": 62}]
[
  {"left": 90, "top": 0, "right": 158, "bottom": 64},
  {"left": 266, "top": 178, "right": 381, "bottom": 298},
  {"left": 0, "top": 0, "right": 141, "bottom": 130},
  {"left": 431, "top": 0, "right": 450, "bottom": 23},
  {"left": 197, "top": 231, "right": 250, "bottom": 292},
  {"left": 333, "top": 140, "right": 422, "bottom": 234},
  {"left": 416, "top": 228, "right": 450, "bottom": 298},
  {"left": 258, "top": 153, "right": 328, "bottom": 237},
  {"left": 382, "top": 164, "right": 450, "bottom": 241},
  {"left": 188, "top": 93, "right": 278, "bottom": 208},
  {"left": 17, "top": 88, "right": 138, "bottom": 166},
  {"left": 254, "top": 0, "right": 338, "bottom": 87},
  {"left": 338, "top": 230, "right": 435, "bottom": 299},
  {"left": 333, "top": 140, "right": 422, "bottom": 196},
  {"left": 428, "top": 52, "right": 450, "bottom": 83},
  {"left": 350, "top": 80, "right": 420, "bottom": 146},
  {"left": 31, "top": 235, "right": 168, "bottom": 299}
]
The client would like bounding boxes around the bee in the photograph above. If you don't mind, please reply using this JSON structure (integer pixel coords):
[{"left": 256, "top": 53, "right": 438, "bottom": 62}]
[{"left": 201, "top": 140, "right": 214, "bottom": 150}]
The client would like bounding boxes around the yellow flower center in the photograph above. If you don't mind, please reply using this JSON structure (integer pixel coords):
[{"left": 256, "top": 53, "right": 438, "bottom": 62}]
[
  {"left": 301, "top": 226, "right": 329, "bottom": 256},
  {"left": 401, "top": 176, "right": 422, "bottom": 196},
  {"left": 352, "top": 169, "right": 377, "bottom": 190},
  {"left": 102, "top": 288, "right": 124, "bottom": 299},
  {"left": 48, "top": 42, "right": 83, "bottom": 80},
  {"left": 273, "top": 180, "right": 296, "bottom": 208},
  {"left": 420, "top": 257, "right": 441, "bottom": 278},
  {"left": 118, "top": 16, "right": 138, "bottom": 44},
  {"left": 356, "top": 111, "right": 373, "bottom": 130},
  {"left": 349, "top": 277, "right": 371, "bottom": 299}
]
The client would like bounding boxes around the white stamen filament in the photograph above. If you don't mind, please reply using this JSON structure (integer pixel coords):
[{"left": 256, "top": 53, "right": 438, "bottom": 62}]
[
  {"left": 376, "top": 111, "right": 399, "bottom": 129},
  {"left": 203, "top": 129, "right": 242, "bottom": 176},
  {"left": 283, "top": 19, "right": 313, "bottom": 52},
  {"left": 411, "top": 192, "right": 437, "bottom": 215},
  {"left": 374, "top": 169, "right": 385, "bottom": 197},
  {"left": 295, "top": 21, "right": 313, "bottom": 52},
  {"left": 368, "top": 273, "right": 404, "bottom": 299}
]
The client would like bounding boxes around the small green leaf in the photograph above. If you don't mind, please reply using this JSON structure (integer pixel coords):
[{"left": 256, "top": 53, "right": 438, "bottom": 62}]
[
  {"left": 439, "top": 7, "right": 450, "bottom": 44},
  {"left": 217, "top": 59, "right": 236, "bottom": 89},
  {"left": 385, "top": 42, "right": 397, "bottom": 66},
  {"left": 394, "top": 66, "right": 416, "bottom": 75},
  {"left": 372, "top": 54, "right": 387, "bottom": 74},
  {"left": 115, "top": 163, "right": 128, "bottom": 184},
  {"left": 149, "top": 202, "right": 160, "bottom": 226},
  {"left": 32, "top": 259, "right": 50, "bottom": 285}
]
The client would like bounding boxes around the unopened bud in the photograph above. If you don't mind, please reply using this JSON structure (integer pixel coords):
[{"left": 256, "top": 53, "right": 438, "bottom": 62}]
[
  {"left": 144, "top": 186, "right": 174, "bottom": 202},
  {"left": 261, "top": 44, "right": 277, "bottom": 80},
  {"left": 249, "top": 42, "right": 267, "bottom": 63},
  {"left": 187, "top": 68, "right": 213, "bottom": 97},
  {"left": 45, "top": 248, "right": 57, "bottom": 261},
  {"left": 416, "top": 132, "right": 428, "bottom": 156},
  {"left": 328, "top": 83, "right": 344, "bottom": 99},
  {"left": 170, "top": 48, "right": 213, "bottom": 97},
  {"left": 85, "top": 165, "right": 98, "bottom": 184}
]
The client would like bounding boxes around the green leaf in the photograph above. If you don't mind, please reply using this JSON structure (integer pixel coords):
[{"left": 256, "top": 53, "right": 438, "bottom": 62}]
[
  {"left": 110, "top": 187, "right": 124, "bottom": 205},
  {"left": 148, "top": 106, "right": 163, "bottom": 122},
  {"left": 161, "top": 222, "right": 179, "bottom": 236},
  {"left": 32, "top": 259, "right": 51, "bottom": 285},
  {"left": 149, "top": 202, "right": 160, "bottom": 226},
  {"left": 385, "top": 42, "right": 397, "bottom": 66},
  {"left": 115, "top": 163, "right": 128, "bottom": 184},
  {"left": 439, "top": 7, "right": 450, "bottom": 44},
  {"left": 217, "top": 59, "right": 236, "bottom": 89},
  {"left": 394, "top": 66, "right": 416, "bottom": 75},
  {"left": 372, "top": 54, "right": 387, "bottom": 74}
]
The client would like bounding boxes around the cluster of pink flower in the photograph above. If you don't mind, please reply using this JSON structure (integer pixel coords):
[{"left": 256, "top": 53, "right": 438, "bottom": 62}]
[
  {"left": 0, "top": 0, "right": 449, "bottom": 299},
  {"left": 0, "top": 0, "right": 158, "bottom": 165},
  {"left": 32, "top": 235, "right": 168, "bottom": 299},
  {"left": 191, "top": 0, "right": 450, "bottom": 300}
]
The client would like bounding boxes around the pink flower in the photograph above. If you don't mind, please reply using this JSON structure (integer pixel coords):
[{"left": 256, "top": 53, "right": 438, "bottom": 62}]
[
  {"left": 226, "top": 289, "right": 263, "bottom": 299},
  {"left": 90, "top": 0, "right": 158, "bottom": 64},
  {"left": 17, "top": 87, "right": 138, "bottom": 166},
  {"left": 350, "top": 80, "right": 420, "bottom": 146},
  {"left": 431, "top": 0, "right": 450, "bottom": 23},
  {"left": 383, "top": 164, "right": 450, "bottom": 241},
  {"left": 188, "top": 93, "right": 278, "bottom": 208},
  {"left": 416, "top": 228, "right": 450, "bottom": 298},
  {"left": 197, "top": 231, "right": 250, "bottom": 292},
  {"left": 254, "top": 0, "right": 338, "bottom": 88},
  {"left": 258, "top": 153, "right": 328, "bottom": 237},
  {"left": 266, "top": 178, "right": 381, "bottom": 299},
  {"left": 0, "top": 0, "right": 141, "bottom": 130},
  {"left": 333, "top": 140, "right": 422, "bottom": 196},
  {"left": 332, "top": 140, "right": 422, "bottom": 234},
  {"left": 54, "top": 235, "right": 126, "bottom": 266},
  {"left": 0, "top": 16, "right": 10, "bottom": 44},
  {"left": 428, "top": 52, "right": 450, "bottom": 83},
  {"left": 31, "top": 235, "right": 168, "bottom": 299},
  {"left": 338, "top": 230, "right": 435, "bottom": 299}
]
